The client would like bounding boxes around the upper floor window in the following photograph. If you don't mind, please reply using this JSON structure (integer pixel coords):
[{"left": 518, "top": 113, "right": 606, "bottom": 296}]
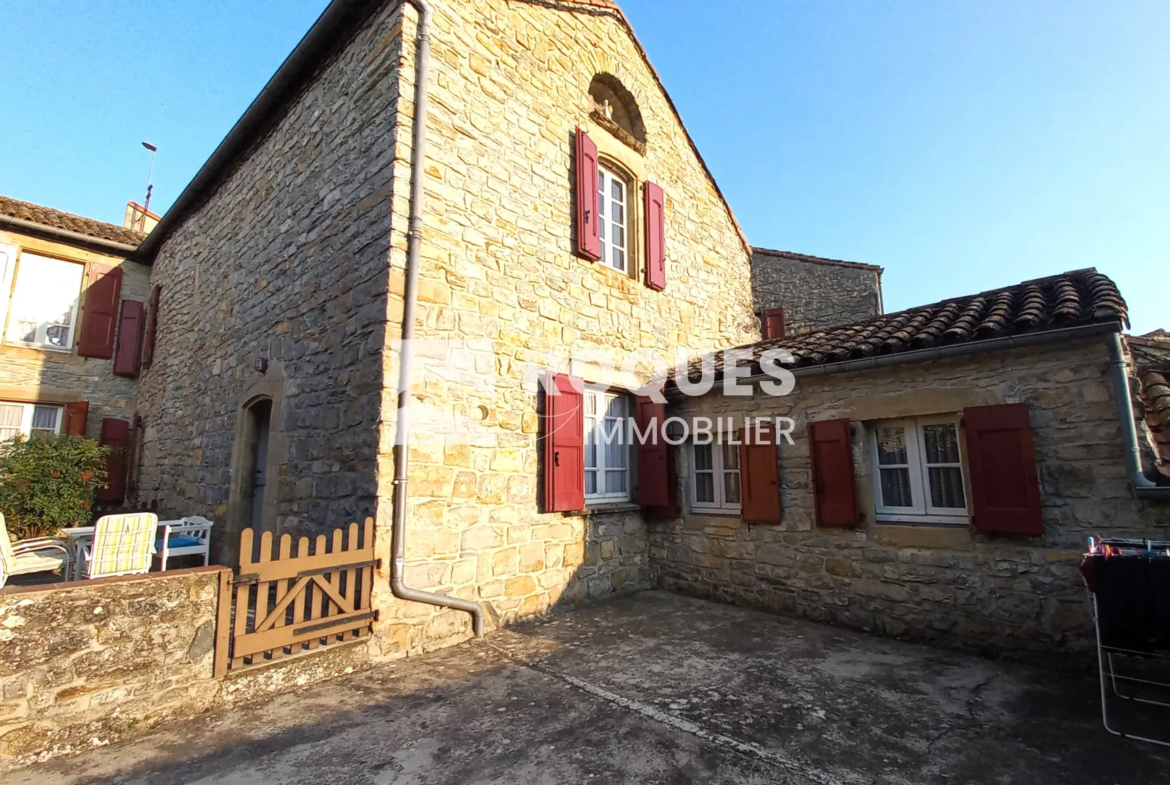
[
  {"left": 872, "top": 416, "right": 968, "bottom": 523},
  {"left": 0, "top": 402, "right": 63, "bottom": 441},
  {"left": 584, "top": 386, "right": 630, "bottom": 503},
  {"left": 4, "top": 253, "right": 83, "bottom": 351},
  {"left": 598, "top": 165, "right": 629, "bottom": 274},
  {"left": 691, "top": 440, "right": 741, "bottom": 513}
]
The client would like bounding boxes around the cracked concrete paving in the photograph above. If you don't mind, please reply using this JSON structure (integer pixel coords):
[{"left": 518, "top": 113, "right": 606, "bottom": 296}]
[{"left": 10, "top": 590, "right": 1170, "bottom": 785}]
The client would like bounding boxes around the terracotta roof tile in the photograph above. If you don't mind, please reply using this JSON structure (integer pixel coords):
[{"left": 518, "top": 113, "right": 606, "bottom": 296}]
[
  {"left": 0, "top": 195, "right": 145, "bottom": 249},
  {"left": 680, "top": 268, "right": 1128, "bottom": 380}
]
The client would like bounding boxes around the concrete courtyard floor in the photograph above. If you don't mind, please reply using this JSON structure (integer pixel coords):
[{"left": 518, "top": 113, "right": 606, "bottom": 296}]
[{"left": 12, "top": 590, "right": 1170, "bottom": 785}]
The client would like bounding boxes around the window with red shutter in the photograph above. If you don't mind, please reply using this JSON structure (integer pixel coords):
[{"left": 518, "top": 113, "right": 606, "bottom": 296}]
[
  {"left": 962, "top": 403, "right": 1044, "bottom": 536},
  {"left": 740, "top": 426, "right": 782, "bottom": 523},
  {"left": 762, "top": 307, "right": 786, "bottom": 339},
  {"left": 575, "top": 130, "right": 601, "bottom": 261},
  {"left": 635, "top": 397, "right": 671, "bottom": 507},
  {"left": 63, "top": 401, "right": 89, "bottom": 437},
  {"left": 113, "top": 300, "right": 145, "bottom": 377},
  {"left": 97, "top": 417, "right": 131, "bottom": 503},
  {"left": 141, "top": 284, "right": 160, "bottom": 366},
  {"left": 78, "top": 264, "right": 124, "bottom": 358},
  {"left": 810, "top": 418, "right": 859, "bottom": 527},
  {"left": 543, "top": 373, "right": 585, "bottom": 512},
  {"left": 643, "top": 182, "right": 666, "bottom": 291}
]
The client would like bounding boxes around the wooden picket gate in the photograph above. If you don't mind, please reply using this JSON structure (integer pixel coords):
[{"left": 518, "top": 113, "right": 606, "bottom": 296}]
[{"left": 214, "top": 519, "right": 378, "bottom": 676}]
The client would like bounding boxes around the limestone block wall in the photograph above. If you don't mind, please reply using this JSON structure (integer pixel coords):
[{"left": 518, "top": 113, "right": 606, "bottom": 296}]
[
  {"left": 751, "top": 248, "right": 882, "bottom": 334},
  {"left": 0, "top": 569, "right": 223, "bottom": 768},
  {"left": 0, "top": 567, "right": 374, "bottom": 772},
  {"left": 0, "top": 230, "right": 150, "bottom": 435},
  {"left": 133, "top": 2, "right": 408, "bottom": 547},
  {"left": 369, "top": 0, "right": 758, "bottom": 655},
  {"left": 651, "top": 338, "right": 1170, "bottom": 664}
]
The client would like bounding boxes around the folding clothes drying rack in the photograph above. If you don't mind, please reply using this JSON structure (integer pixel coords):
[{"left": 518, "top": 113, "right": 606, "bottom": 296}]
[{"left": 1083, "top": 536, "right": 1170, "bottom": 747}]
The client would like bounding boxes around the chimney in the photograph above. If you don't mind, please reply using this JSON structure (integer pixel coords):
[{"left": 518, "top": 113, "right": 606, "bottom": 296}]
[{"left": 124, "top": 201, "right": 160, "bottom": 233}]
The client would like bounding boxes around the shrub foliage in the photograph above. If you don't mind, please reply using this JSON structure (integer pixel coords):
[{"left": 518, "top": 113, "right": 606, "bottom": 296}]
[{"left": 0, "top": 435, "right": 109, "bottom": 540}]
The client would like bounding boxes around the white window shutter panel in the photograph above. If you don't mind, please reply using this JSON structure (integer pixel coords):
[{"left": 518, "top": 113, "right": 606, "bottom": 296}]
[{"left": 0, "top": 244, "right": 16, "bottom": 330}]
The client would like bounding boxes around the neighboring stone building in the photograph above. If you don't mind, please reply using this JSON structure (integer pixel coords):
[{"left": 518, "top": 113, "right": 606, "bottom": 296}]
[
  {"left": 651, "top": 269, "right": 1170, "bottom": 664},
  {"left": 0, "top": 195, "right": 151, "bottom": 505},
  {"left": 751, "top": 247, "right": 883, "bottom": 336},
  {"left": 129, "top": 0, "right": 758, "bottom": 654}
]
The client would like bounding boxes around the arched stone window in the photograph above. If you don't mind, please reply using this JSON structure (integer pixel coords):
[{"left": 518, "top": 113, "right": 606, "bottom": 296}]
[{"left": 589, "top": 74, "right": 646, "bottom": 154}]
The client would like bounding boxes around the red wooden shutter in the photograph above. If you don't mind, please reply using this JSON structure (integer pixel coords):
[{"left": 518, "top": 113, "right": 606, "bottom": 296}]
[
  {"left": 113, "top": 300, "right": 145, "bottom": 377},
  {"left": 575, "top": 129, "right": 601, "bottom": 261},
  {"left": 141, "top": 284, "right": 160, "bottom": 366},
  {"left": 809, "top": 419, "right": 858, "bottom": 527},
  {"left": 63, "top": 401, "right": 89, "bottom": 436},
  {"left": 543, "top": 373, "right": 585, "bottom": 512},
  {"left": 127, "top": 414, "right": 142, "bottom": 497},
  {"left": 762, "top": 307, "right": 787, "bottom": 339},
  {"left": 963, "top": 403, "right": 1044, "bottom": 536},
  {"left": 739, "top": 426, "right": 782, "bottom": 523},
  {"left": 635, "top": 397, "right": 671, "bottom": 507},
  {"left": 78, "top": 264, "right": 123, "bottom": 358},
  {"left": 644, "top": 182, "right": 666, "bottom": 291},
  {"left": 97, "top": 417, "right": 131, "bottom": 503}
]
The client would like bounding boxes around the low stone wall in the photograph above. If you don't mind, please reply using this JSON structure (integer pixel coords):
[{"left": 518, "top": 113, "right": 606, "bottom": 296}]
[{"left": 0, "top": 567, "right": 371, "bottom": 771}]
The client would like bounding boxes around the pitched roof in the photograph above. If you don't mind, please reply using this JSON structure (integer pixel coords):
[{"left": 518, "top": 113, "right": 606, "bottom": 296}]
[
  {"left": 0, "top": 194, "right": 146, "bottom": 249},
  {"left": 135, "top": 0, "right": 753, "bottom": 264},
  {"left": 753, "top": 247, "right": 884, "bottom": 273},
  {"left": 1131, "top": 331, "right": 1170, "bottom": 478},
  {"left": 681, "top": 268, "right": 1127, "bottom": 379}
]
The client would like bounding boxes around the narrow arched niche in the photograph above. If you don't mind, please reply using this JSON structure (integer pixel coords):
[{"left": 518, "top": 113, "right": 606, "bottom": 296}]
[{"left": 589, "top": 73, "right": 646, "bottom": 153}]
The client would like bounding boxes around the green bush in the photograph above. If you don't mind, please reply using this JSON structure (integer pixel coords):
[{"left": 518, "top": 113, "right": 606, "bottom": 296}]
[{"left": 0, "top": 435, "right": 110, "bottom": 540}]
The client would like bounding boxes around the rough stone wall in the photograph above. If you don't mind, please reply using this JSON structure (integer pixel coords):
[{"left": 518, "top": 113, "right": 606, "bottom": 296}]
[
  {"left": 0, "top": 230, "right": 150, "bottom": 436},
  {"left": 133, "top": 2, "right": 408, "bottom": 551},
  {"left": 651, "top": 338, "right": 1170, "bottom": 664},
  {"left": 0, "top": 569, "right": 222, "bottom": 768},
  {"left": 751, "top": 249, "right": 882, "bottom": 334},
  {"left": 0, "top": 568, "right": 373, "bottom": 771},
  {"left": 370, "top": 0, "right": 757, "bottom": 655}
]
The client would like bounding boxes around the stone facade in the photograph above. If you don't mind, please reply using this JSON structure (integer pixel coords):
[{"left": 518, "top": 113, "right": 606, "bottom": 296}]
[
  {"left": 134, "top": 0, "right": 757, "bottom": 655},
  {"left": 0, "top": 229, "right": 150, "bottom": 438},
  {"left": 752, "top": 248, "right": 882, "bottom": 334},
  {"left": 651, "top": 337, "right": 1170, "bottom": 664},
  {"left": 0, "top": 569, "right": 222, "bottom": 768},
  {"left": 0, "top": 568, "right": 373, "bottom": 771}
]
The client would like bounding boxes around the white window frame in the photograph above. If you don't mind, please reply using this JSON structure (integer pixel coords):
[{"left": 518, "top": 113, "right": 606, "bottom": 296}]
[
  {"left": 4, "top": 252, "right": 85, "bottom": 352},
  {"left": 597, "top": 164, "right": 629, "bottom": 275},
  {"left": 690, "top": 439, "right": 742, "bottom": 513},
  {"left": 584, "top": 386, "right": 632, "bottom": 504},
  {"left": 0, "top": 402, "right": 65, "bottom": 442},
  {"left": 871, "top": 415, "right": 969, "bottom": 525}
]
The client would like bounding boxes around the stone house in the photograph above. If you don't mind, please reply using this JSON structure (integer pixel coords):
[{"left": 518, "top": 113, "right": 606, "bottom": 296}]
[
  {"left": 128, "top": 0, "right": 758, "bottom": 654},
  {"left": 0, "top": 195, "right": 152, "bottom": 506},
  {"left": 751, "top": 248, "right": 883, "bottom": 338},
  {"left": 651, "top": 268, "right": 1170, "bottom": 663}
]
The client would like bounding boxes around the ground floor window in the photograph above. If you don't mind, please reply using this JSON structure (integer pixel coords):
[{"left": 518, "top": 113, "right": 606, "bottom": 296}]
[
  {"left": 871, "top": 416, "right": 967, "bottom": 523},
  {"left": 0, "top": 402, "right": 63, "bottom": 442},
  {"left": 691, "top": 439, "right": 741, "bottom": 513},
  {"left": 585, "top": 387, "right": 630, "bottom": 503}
]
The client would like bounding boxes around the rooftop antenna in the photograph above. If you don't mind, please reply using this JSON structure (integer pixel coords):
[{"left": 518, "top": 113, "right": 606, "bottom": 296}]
[{"left": 140, "top": 141, "right": 157, "bottom": 231}]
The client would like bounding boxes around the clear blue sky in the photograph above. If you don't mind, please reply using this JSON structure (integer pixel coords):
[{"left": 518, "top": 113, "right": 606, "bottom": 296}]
[{"left": 2, "top": 0, "right": 1166, "bottom": 333}]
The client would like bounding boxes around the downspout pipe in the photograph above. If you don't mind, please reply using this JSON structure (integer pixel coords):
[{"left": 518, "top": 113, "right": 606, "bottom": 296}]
[
  {"left": 390, "top": 0, "right": 485, "bottom": 637},
  {"left": 1106, "top": 331, "right": 1170, "bottom": 501}
]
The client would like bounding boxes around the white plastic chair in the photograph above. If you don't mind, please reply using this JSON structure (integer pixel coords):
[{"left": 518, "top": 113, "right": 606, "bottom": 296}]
[
  {"left": 156, "top": 516, "right": 213, "bottom": 570},
  {"left": 0, "top": 512, "right": 71, "bottom": 588},
  {"left": 80, "top": 513, "right": 158, "bottom": 579}
]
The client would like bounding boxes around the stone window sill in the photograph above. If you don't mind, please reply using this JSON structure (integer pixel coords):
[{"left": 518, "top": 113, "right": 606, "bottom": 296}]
[{"left": 566, "top": 503, "right": 643, "bottom": 517}]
